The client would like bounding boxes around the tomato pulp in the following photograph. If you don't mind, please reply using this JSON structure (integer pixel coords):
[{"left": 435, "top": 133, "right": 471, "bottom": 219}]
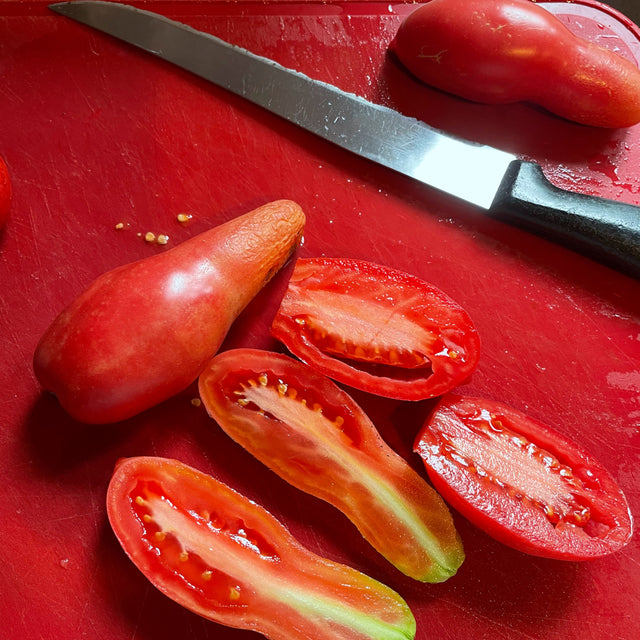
[
  {"left": 271, "top": 257, "right": 480, "bottom": 401},
  {"left": 107, "top": 457, "right": 417, "bottom": 640},
  {"left": 414, "top": 395, "right": 633, "bottom": 560},
  {"left": 199, "top": 348, "right": 464, "bottom": 582}
]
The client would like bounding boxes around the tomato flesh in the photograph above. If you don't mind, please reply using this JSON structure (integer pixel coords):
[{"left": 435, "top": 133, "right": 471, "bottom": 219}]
[
  {"left": 198, "top": 348, "right": 465, "bottom": 583},
  {"left": 414, "top": 395, "right": 633, "bottom": 560},
  {"left": 107, "top": 457, "right": 416, "bottom": 640},
  {"left": 271, "top": 258, "right": 480, "bottom": 400}
]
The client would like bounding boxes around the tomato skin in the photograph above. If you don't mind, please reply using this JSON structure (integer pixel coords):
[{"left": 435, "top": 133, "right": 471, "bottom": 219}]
[
  {"left": 199, "top": 348, "right": 465, "bottom": 583},
  {"left": 0, "top": 156, "right": 11, "bottom": 229},
  {"left": 391, "top": 0, "right": 640, "bottom": 128},
  {"left": 270, "top": 257, "right": 480, "bottom": 401},
  {"left": 33, "top": 200, "right": 305, "bottom": 424},
  {"left": 414, "top": 394, "right": 633, "bottom": 560},
  {"left": 107, "top": 456, "right": 417, "bottom": 640}
]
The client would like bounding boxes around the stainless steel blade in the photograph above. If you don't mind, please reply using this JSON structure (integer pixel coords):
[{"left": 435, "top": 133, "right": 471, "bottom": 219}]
[{"left": 49, "top": 0, "right": 516, "bottom": 209}]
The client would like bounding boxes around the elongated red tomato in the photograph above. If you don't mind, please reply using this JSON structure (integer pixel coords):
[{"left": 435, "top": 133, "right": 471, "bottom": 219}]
[
  {"left": 199, "top": 348, "right": 465, "bottom": 582},
  {"left": 33, "top": 200, "right": 305, "bottom": 423},
  {"left": 270, "top": 258, "right": 480, "bottom": 401},
  {"left": 414, "top": 394, "right": 633, "bottom": 560},
  {"left": 107, "top": 457, "right": 416, "bottom": 640},
  {"left": 391, "top": 0, "right": 640, "bottom": 128}
]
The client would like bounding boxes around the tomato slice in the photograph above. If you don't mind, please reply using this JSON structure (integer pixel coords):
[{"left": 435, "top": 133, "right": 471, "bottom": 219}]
[
  {"left": 107, "top": 457, "right": 416, "bottom": 640},
  {"left": 198, "top": 348, "right": 465, "bottom": 583},
  {"left": 414, "top": 395, "right": 633, "bottom": 560},
  {"left": 270, "top": 258, "right": 480, "bottom": 400}
]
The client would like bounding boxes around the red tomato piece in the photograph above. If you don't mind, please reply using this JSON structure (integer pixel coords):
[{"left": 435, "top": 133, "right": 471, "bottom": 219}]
[
  {"left": 107, "top": 457, "right": 416, "bottom": 640},
  {"left": 270, "top": 258, "right": 480, "bottom": 401},
  {"left": 0, "top": 156, "right": 11, "bottom": 229},
  {"left": 391, "top": 0, "right": 640, "bottom": 128},
  {"left": 33, "top": 200, "right": 305, "bottom": 423},
  {"left": 198, "top": 348, "right": 465, "bottom": 583},
  {"left": 414, "top": 394, "right": 633, "bottom": 560}
]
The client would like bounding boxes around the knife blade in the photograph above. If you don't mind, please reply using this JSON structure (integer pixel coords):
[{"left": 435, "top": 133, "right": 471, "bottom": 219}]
[{"left": 50, "top": 0, "right": 640, "bottom": 277}]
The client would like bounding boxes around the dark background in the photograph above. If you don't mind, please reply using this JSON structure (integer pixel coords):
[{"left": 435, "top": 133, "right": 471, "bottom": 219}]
[{"left": 607, "top": 0, "right": 639, "bottom": 23}]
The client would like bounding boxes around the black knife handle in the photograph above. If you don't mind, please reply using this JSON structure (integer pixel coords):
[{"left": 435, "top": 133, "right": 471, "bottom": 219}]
[{"left": 491, "top": 160, "right": 640, "bottom": 277}]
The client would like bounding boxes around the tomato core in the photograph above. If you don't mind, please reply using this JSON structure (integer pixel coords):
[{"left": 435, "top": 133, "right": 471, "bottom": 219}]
[
  {"left": 226, "top": 368, "right": 362, "bottom": 448},
  {"left": 295, "top": 315, "right": 434, "bottom": 370},
  {"left": 435, "top": 410, "right": 598, "bottom": 530}
]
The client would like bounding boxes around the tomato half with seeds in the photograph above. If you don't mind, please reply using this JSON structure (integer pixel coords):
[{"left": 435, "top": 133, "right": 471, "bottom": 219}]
[
  {"left": 414, "top": 395, "right": 633, "bottom": 560},
  {"left": 198, "top": 348, "right": 465, "bottom": 583},
  {"left": 270, "top": 258, "right": 480, "bottom": 401},
  {"left": 107, "top": 457, "right": 416, "bottom": 640}
]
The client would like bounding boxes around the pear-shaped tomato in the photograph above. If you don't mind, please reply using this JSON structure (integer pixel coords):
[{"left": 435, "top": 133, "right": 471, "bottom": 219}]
[
  {"left": 33, "top": 200, "right": 305, "bottom": 424},
  {"left": 391, "top": 0, "right": 640, "bottom": 128}
]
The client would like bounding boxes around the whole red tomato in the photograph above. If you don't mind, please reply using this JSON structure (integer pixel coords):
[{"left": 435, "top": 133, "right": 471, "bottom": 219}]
[
  {"left": 33, "top": 200, "right": 305, "bottom": 424},
  {"left": 391, "top": 0, "right": 640, "bottom": 128},
  {"left": 0, "top": 156, "right": 11, "bottom": 229}
]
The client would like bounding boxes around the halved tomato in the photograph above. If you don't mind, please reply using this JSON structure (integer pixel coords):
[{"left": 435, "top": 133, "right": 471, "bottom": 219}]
[
  {"left": 270, "top": 258, "right": 480, "bottom": 400},
  {"left": 198, "top": 348, "right": 465, "bottom": 583},
  {"left": 107, "top": 456, "right": 416, "bottom": 640},
  {"left": 414, "top": 394, "right": 633, "bottom": 560}
]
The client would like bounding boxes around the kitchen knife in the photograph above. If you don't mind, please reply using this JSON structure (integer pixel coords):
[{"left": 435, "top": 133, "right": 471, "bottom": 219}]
[{"left": 50, "top": 0, "right": 640, "bottom": 277}]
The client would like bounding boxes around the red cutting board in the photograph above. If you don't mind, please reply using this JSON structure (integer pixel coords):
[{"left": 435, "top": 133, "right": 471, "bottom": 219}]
[{"left": 1, "top": 1, "right": 639, "bottom": 639}]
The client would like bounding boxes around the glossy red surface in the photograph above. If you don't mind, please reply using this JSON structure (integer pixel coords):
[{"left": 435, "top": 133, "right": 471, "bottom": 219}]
[{"left": 1, "top": 1, "right": 639, "bottom": 639}]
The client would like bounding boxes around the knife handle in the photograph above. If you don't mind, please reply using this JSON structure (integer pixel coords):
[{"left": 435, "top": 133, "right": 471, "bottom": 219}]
[{"left": 492, "top": 160, "right": 640, "bottom": 278}]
